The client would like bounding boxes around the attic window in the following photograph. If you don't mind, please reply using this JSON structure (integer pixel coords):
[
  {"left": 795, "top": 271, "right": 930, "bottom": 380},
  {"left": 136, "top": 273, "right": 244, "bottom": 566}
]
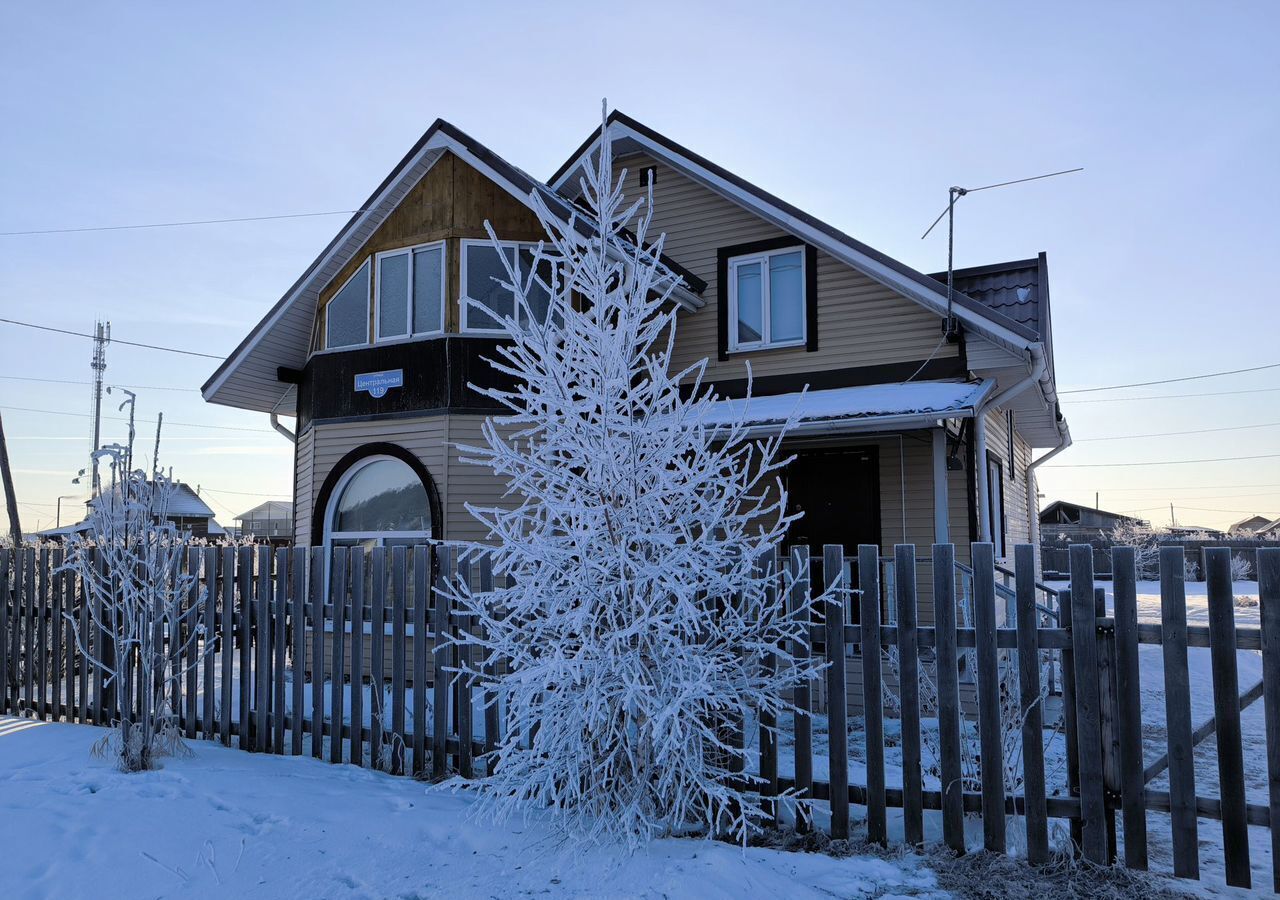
[
  {"left": 460, "top": 240, "right": 553, "bottom": 334},
  {"left": 376, "top": 242, "right": 445, "bottom": 340},
  {"left": 717, "top": 238, "right": 817, "bottom": 359},
  {"left": 325, "top": 260, "right": 371, "bottom": 349}
]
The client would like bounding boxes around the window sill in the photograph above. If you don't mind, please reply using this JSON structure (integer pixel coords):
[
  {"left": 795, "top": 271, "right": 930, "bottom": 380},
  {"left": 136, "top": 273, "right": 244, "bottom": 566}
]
[{"left": 725, "top": 339, "right": 807, "bottom": 356}]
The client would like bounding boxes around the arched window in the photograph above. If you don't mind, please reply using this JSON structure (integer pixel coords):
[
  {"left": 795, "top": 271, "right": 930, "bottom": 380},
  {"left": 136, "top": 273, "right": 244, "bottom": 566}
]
[{"left": 324, "top": 455, "right": 433, "bottom": 553}]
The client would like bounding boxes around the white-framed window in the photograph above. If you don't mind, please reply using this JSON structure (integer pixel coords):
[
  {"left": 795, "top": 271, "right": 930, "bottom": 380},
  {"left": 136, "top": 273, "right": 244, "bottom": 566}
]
[
  {"left": 460, "top": 239, "right": 553, "bottom": 334},
  {"left": 324, "top": 259, "right": 372, "bottom": 349},
  {"left": 727, "top": 246, "right": 805, "bottom": 351},
  {"left": 986, "top": 451, "right": 1006, "bottom": 558},
  {"left": 375, "top": 242, "right": 446, "bottom": 341}
]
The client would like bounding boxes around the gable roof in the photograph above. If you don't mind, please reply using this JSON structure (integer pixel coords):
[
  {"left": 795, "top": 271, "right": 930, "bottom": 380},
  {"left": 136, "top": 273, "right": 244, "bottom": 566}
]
[
  {"left": 1039, "top": 499, "right": 1144, "bottom": 525},
  {"left": 201, "top": 119, "right": 704, "bottom": 414},
  {"left": 551, "top": 111, "right": 1042, "bottom": 354}
]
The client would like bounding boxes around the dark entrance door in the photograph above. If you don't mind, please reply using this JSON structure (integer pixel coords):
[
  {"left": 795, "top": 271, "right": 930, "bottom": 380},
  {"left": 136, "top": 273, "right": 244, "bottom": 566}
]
[{"left": 784, "top": 446, "right": 881, "bottom": 617}]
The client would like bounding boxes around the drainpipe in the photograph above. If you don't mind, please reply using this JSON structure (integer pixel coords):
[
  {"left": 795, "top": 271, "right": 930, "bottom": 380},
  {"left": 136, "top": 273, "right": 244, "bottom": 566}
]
[
  {"left": 974, "top": 345, "right": 1049, "bottom": 545},
  {"left": 1027, "top": 423, "right": 1072, "bottom": 574},
  {"left": 269, "top": 412, "right": 295, "bottom": 443}
]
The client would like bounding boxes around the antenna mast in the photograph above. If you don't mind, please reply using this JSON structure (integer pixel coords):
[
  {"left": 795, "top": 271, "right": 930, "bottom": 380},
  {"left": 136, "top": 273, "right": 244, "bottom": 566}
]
[{"left": 89, "top": 320, "right": 111, "bottom": 494}]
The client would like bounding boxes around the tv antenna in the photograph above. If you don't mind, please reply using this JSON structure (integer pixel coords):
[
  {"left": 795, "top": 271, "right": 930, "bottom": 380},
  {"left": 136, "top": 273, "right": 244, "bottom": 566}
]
[{"left": 921, "top": 167, "right": 1083, "bottom": 338}]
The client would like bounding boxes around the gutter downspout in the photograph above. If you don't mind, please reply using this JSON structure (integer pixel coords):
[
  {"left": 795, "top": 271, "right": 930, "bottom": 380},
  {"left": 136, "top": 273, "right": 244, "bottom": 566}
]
[
  {"left": 270, "top": 412, "right": 295, "bottom": 443},
  {"left": 1027, "top": 423, "right": 1072, "bottom": 575},
  {"left": 974, "top": 345, "right": 1049, "bottom": 546}
]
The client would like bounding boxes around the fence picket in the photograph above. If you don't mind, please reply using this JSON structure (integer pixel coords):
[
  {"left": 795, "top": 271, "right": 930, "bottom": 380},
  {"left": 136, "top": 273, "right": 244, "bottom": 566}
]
[
  {"left": 255, "top": 546, "right": 272, "bottom": 752},
  {"left": 370, "top": 546, "right": 386, "bottom": 771},
  {"left": 290, "top": 549, "right": 305, "bottom": 755},
  {"left": 64, "top": 555, "right": 77, "bottom": 722},
  {"left": 1258, "top": 548, "right": 1280, "bottom": 893},
  {"left": 894, "top": 544, "right": 923, "bottom": 848},
  {"left": 412, "top": 545, "right": 429, "bottom": 777},
  {"left": 758, "top": 549, "right": 780, "bottom": 827},
  {"left": 273, "top": 548, "right": 288, "bottom": 754},
  {"left": 456, "top": 551, "right": 474, "bottom": 780},
  {"left": 858, "top": 543, "right": 886, "bottom": 845},
  {"left": 1068, "top": 543, "right": 1108, "bottom": 864},
  {"left": 219, "top": 548, "right": 234, "bottom": 746},
  {"left": 24, "top": 551, "right": 35, "bottom": 716},
  {"left": 200, "top": 548, "right": 216, "bottom": 738},
  {"left": 789, "top": 546, "right": 813, "bottom": 833},
  {"left": 823, "top": 545, "right": 849, "bottom": 841},
  {"left": 349, "top": 548, "right": 366, "bottom": 768},
  {"left": 1110, "top": 547, "right": 1147, "bottom": 869},
  {"left": 972, "top": 542, "right": 1006, "bottom": 853},
  {"left": 1205, "top": 548, "right": 1250, "bottom": 889},
  {"left": 36, "top": 547, "right": 48, "bottom": 719},
  {"left": 185, "top": 547, "right": 200, "bottom": 738},
  {"left": 1013, "top": 544, "right": 1049, "bottom": 865},
  {"left": 330, "top": 549, "right": 348, "bottom": 765},
  {"left": 93, "top": 549, "right": 108, "bottom": 725},
  {"left": 310, "top": 547, "right": 325, "bottom": 760},
  {"left": 50, "top": 548, "right": 63, "bottom": 722},
  {"left": 479, "top": 554, "right": 499, "bottom": 768},
  {"left": 77, "top": 561, "right": 89, "bottom": 724},
  {"left": 0, "top": 550, "right": 9, "bottom": 714},
  {"left": 432, "top": 545, "right": 451, "bottom": 780},
  {"left": 931, "top": 543, "right": 964, "bottom": 852},
  {"left": 237, "top": 546, "right": 252, "bottom": 751},
  {"left": 390, "top": 546, "right": 407, "bottom": 774}
]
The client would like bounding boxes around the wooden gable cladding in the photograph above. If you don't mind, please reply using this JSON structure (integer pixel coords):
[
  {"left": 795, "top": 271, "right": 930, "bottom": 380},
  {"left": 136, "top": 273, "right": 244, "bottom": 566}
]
[{"left": 315, "top": 151, "right": 549, "bottom": 337}]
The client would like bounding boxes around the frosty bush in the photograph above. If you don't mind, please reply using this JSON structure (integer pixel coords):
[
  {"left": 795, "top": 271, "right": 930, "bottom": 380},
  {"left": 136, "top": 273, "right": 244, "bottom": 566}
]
[
  {"left": 447, "top": 109, "right": 825, "bottom": 849},
  {"left": 1229, "top": 553, "right": 1254, "bottom": 581},
  {"left": 1106, "top": 521, "right": 1162, "bottom": 578},
  {"left": 62, "top": 448, "right": 209, "bottom": 772}
]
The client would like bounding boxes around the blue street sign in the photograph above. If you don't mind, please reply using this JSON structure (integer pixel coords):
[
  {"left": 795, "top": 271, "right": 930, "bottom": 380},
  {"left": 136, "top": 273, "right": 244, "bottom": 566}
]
[{"left": 354, "top": 369, "right": 404, "bottom": 399}]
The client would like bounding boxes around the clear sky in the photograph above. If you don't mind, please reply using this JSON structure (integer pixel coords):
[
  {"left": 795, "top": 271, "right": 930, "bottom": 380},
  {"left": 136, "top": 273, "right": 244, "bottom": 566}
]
[{"left": 2, "top": 1, "right": 1278, "bottom": 535}]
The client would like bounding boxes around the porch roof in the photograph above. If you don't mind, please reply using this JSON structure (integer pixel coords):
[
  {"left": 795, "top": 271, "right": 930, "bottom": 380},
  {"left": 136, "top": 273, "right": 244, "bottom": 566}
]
[{"left": 701, "top": 379, "right": 995, "bottom": 435}]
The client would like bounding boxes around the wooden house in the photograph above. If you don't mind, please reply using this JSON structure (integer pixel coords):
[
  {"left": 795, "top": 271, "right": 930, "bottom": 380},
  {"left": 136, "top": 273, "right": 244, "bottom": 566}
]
[{"left": 202, "top": 113, "right": 1072, "bottom": 621}]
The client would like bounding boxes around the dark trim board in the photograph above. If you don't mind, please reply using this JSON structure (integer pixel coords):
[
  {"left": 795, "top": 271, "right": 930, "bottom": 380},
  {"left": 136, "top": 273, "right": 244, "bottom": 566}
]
[
  {"left": 716, "top": 237, "right": 818, "bottom": 361},
  {"left": 310, "top": 442, "right": 444, "bottom": 548},
  {"left": 693, "top": 357, "right": 968, "bottom": 401},
  {"left": 301, "top": 406, "right": 501, "bottom": 433}
]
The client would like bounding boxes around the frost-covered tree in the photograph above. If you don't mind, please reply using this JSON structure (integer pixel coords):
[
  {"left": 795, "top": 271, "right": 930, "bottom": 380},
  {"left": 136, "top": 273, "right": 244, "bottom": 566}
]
[
  {"left": 62, "top": 445, "right": 208, "bottom": 771},
  {"left": 448, "top": 107, "right": 826, "bottom": 849},
  {"left": 1107, "top": 520, "right": 1163, "bottom": 579}
]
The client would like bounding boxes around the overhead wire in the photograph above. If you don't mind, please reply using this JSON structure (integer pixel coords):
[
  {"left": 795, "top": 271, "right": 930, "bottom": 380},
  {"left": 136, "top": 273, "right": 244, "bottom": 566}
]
[
  {"left": 0, "top": 317, "right": 224, "bottom": 359},
  {"left": 0, "top": 209, "right": 367, "bottom": 237}
]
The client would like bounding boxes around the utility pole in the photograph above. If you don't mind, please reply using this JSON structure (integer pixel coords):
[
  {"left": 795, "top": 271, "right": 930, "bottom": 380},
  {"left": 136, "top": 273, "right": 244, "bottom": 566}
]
[
  {"left": 152, "top": 412, "right": 163, "bottom": 478},
  {"left": 55, "top": 494, "right": 77, "bottom": 528},
  {"left": 90, "top": 320, "right": 111, "bottom": 494},
  {"left": 1170, "top": 502, "right": 1177, "bottom": 529},
  {"left": 0, "top": 412, "right": 22, "bottom": 547}
]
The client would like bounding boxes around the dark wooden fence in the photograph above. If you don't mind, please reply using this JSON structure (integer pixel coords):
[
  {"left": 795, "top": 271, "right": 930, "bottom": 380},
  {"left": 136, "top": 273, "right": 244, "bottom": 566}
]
[{"left": 2, "top": 542, "right": 1278, "bottom": 892}]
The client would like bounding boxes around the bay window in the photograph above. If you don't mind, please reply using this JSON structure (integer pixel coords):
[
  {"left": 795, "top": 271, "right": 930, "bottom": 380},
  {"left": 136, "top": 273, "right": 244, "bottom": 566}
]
[
  {"left": 460, "top": 239, "right": 553, "bottom": 333},
  {"left": 325, "top": 260, "right": 371, "bottom": 349},
  {"left": 376, "top": 242, "right": 445, "bottom": 340}
]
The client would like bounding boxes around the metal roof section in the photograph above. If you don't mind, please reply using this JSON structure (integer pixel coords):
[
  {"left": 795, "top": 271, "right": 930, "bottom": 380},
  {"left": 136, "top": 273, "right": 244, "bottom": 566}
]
[
  {"left": 700, "top": 379, "right": 995, "bottom": 436},
  {"left": 202, "top": 119, "right": 704, "bottom": 414}
]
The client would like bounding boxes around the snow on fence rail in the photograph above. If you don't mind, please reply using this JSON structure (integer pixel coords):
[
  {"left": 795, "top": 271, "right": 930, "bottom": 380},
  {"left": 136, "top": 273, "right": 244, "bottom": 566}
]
[{"left": 2, "top": 542, "right": 1278, "bottom": 891}]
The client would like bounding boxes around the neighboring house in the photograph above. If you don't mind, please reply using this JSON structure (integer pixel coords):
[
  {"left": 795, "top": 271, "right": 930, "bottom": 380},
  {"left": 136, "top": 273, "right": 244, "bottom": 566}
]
[
  {"left": 235, "top": 500, "right": 294, "bottom": 545},
  {"left": 36, "top": 481, "right": 224, "bottom": 541},
  {"left": 1259, "top": 519, "right": 1280, "bottom": 539},
  {"left": 201, "top": 112, "right": 1072, "bottom": 618},
  {"left": 1040, "top": 500, "right": 1147, "bottom": 544},
  {"left": 1228, "top": 514, "right": 1274, "bottom": 536}
]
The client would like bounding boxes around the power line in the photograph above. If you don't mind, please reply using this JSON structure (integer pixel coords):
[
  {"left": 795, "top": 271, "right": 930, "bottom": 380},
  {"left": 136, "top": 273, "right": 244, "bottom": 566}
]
[
  {"left": 1066, "top": 386, "right": 1280, "bottom": 404},
  {"left": 0, "top": 318, "right": 224, "bottom": 359},
  {"left": 1045, "top": 452, "right": 1280, "bottom": 469},
  {"left": 1074, "top": 421, "right": 1280, "bottom": 442},
  {"left": 0, "top": 374, "right": 198, "bottom": 392},
  {"left": 1060, "top": 361, "right": 1280, "bottom": 394},
  {"left": 1, "top": 404, "right": 273, "bottom": 434},
  {"left": 0, "top": 208, "right": 366, "bottom": 237},
  {"left": 201, "top": 486, "right": 291, "bottom": 498}
]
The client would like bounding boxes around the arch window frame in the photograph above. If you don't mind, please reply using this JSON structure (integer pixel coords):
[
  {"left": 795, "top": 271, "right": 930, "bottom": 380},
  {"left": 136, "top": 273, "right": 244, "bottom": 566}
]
[{"left": 321, "top": 453, "right": 434, "bottom": 568}]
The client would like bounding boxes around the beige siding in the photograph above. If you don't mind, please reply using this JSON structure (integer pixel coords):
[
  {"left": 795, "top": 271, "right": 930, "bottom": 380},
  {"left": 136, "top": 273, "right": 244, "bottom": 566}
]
[
  {"left": 442, "top": 416, "right": 513, "bottom": 544},
  {"left": 295, "top": 426, "right": 315, "bottom": 544},
  {"left": 613, "top": 156, "right": 957, "bottom": 382},
  {"left": 983, "top": 407, "right": 1035, "bottom": 563}
]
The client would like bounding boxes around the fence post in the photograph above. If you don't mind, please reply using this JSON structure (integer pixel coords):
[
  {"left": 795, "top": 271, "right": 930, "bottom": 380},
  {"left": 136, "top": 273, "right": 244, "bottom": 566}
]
[
  {"left": 858, "top": 543, "right": 886, "bottom": 845},
  {"left": 1205, "top": 547, "right": 1250, "bottom": 889},
  {"left": 823, "top": 544, "right": 849, "bottom": 841},
  {"left": 931, "top": 543, "right": 965, "bottom": 853},
  {"left": 1110, "top": 546, "right": 1147, "bottom": 870},
  {"left": 972, "top": 542, "right": 1005, "bottom": 853},
  {"left": 789, "top": 546, "right": 813, "bottom": 833},
  {"left": 1158, "top": 544, "right": 1198, "bottom": 878},
  {"left": 1068, "top": 544, "right": 1108, "bottom": 864},
  {"left": 894, "top": 543, "right": 923, "bottom": 848},
  {"left": 1014, "top": 544, "right": 1049, "bottom": 865},
  {"left": 1258, "top": 547, "right": 1280, "bottom": 894}
]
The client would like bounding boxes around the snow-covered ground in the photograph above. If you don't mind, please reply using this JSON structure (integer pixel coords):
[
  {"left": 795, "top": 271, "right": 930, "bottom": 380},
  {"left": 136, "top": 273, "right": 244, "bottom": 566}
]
[
  {"left": 0, "top": 716, "right": 946, "bottom": 900},
  {"left": 1046, "top": 579, "right": 1268, "bottom": 895}
]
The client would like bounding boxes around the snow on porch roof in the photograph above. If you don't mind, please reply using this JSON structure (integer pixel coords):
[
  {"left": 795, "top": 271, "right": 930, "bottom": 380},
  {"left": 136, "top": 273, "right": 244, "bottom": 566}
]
[{"left": 701, "top": 380, "right": 995, "bottom": 433}]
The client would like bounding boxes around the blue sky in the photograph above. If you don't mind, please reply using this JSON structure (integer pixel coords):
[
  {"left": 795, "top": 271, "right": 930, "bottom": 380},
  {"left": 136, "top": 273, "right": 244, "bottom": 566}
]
[{"left": 2, "top": 1, "right": 1278, "bottom": 534}]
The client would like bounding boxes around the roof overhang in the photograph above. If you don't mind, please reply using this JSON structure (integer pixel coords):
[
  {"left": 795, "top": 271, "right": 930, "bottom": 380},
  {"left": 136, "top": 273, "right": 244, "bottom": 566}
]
[
  {"left": 700, "top": 379, "right": 996, "bottom": 438},
  {"left": 203, "top": 120, "right": 704, "bottom": 414}
]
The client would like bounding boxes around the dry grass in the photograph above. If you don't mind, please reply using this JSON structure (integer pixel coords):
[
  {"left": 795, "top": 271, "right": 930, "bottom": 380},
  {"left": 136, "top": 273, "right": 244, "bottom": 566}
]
[{"left": 748, "top": 828, "right": 1197, "bottom": 899}]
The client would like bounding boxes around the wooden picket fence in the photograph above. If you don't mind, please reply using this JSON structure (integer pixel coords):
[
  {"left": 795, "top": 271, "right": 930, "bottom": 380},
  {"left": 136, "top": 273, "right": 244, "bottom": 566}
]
[{"left": 2, "top": 541, "right": 1278, "bottom": 892}]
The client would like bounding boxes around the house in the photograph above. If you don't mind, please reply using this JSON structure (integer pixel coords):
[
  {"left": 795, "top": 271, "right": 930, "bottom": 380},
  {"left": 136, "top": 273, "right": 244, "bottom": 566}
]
[
  {"left": 235, "top": 500, "right": 294, "bottom": 545},
  {"left": 1228, "top": 514, "right": 1274, "bottom": 536},
  {"left": 1259, "top": 519, "right": 1280, "bottom": 539},
  {"left": 201, "top": 112, "right": 1072, "bottom": 620},
  {"left": 36, "top": 481, "right": 224, "bottom": 541},
  {"left": 1039, "top": 500, "right": 1147, "bottom": 543}
]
